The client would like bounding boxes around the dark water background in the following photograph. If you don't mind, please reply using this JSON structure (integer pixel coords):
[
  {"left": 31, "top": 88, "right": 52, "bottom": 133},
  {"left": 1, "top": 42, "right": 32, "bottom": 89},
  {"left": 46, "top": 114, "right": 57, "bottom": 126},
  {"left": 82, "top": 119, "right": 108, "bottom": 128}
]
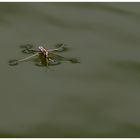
[{"left": 0, "top": 2, "right": 140, "bottom": 138}]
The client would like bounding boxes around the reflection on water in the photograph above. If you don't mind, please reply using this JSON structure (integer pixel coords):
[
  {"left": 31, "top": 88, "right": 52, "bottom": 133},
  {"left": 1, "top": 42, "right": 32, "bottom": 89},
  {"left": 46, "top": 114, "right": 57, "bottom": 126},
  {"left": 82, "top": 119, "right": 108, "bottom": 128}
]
[{"left": 0, "top": 2, "right": 140, "bottom": 138}]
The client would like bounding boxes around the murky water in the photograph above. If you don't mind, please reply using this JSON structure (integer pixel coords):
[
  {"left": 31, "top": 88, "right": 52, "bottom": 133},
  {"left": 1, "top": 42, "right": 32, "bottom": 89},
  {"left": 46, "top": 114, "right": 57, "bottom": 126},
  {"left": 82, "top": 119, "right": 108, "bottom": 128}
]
[{"left": 0, "top": 2, "right": 140, "bottom": 137}]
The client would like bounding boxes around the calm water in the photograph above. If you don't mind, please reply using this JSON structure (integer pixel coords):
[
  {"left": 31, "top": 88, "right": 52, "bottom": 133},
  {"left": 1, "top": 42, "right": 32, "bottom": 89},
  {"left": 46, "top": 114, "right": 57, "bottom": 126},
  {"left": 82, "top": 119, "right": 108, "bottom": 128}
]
[{"left": 0, "top": 2, "right": 140, "bottom": 137}]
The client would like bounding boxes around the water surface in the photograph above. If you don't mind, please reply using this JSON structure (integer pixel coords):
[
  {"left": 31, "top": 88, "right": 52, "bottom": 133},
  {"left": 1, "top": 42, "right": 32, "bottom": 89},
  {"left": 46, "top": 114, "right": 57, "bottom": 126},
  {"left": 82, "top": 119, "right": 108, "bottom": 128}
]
[{"left": 0, "top": 2, "right": 140, "bottom": 137}]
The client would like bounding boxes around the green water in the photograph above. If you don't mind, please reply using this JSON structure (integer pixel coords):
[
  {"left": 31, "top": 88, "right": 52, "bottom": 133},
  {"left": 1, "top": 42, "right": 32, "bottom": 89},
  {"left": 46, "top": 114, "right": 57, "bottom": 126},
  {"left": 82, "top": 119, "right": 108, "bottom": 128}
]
[{"left": 0, "top": 2, "right": 140, "bottom": 137}]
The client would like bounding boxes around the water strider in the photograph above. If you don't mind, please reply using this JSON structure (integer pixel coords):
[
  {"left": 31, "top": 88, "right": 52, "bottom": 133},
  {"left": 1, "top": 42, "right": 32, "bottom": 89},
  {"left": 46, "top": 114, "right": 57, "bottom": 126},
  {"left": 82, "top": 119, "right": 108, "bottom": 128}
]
[{"left": 8, "top": 43, "right": 79, "bottom": 67}]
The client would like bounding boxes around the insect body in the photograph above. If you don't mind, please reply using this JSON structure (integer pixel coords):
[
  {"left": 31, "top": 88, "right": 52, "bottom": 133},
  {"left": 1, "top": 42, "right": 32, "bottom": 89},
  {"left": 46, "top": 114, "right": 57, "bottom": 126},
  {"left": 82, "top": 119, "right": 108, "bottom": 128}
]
[{"left": 8, "top": 43, "right": 79, "bottom": 67}]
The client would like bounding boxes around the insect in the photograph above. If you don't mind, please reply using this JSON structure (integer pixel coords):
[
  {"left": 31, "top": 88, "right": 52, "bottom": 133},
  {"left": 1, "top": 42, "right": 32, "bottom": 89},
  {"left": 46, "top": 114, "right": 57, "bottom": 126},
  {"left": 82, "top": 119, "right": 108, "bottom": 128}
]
[{"left": 8, "top": 43, "right": 79, "bottom": 67}]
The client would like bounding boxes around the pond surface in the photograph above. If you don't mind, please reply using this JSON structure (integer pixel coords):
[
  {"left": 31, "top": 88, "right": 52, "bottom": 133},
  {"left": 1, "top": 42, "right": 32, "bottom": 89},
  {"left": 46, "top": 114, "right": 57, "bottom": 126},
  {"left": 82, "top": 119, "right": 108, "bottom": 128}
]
[{"left": 0, "top": 2, "right": 140, "bottom": 137}]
